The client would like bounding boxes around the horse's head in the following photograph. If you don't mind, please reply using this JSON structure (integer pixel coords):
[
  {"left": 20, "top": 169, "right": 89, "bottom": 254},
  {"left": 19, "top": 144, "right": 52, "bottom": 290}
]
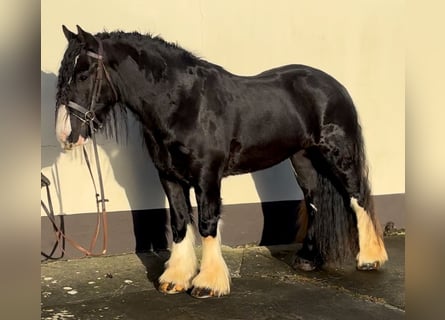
[{"left": 55, "top": 25, "right": 118, "bottom": 150}]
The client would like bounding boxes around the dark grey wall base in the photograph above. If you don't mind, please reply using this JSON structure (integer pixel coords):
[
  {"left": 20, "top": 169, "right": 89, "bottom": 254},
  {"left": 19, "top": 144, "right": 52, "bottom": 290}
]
[{"left": 41, "top": 194, "right": 404, "bottom": 260}]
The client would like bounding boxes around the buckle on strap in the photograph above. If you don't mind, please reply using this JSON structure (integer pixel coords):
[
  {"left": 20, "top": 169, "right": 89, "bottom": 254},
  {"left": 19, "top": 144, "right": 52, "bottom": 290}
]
[{"left": 67, "top": 101, "right": 103, "bottom": 128}]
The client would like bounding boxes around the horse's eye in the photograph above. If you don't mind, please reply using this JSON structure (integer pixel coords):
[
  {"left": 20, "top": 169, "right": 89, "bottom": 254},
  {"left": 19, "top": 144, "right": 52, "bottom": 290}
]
[{"left": 78, "top": 73, "right": 89, "bottom": 81}]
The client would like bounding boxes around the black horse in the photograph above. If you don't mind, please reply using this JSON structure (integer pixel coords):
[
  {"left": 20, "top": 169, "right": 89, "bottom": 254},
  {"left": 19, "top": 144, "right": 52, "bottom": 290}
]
[{"left": 55, "top": 26, "right": 388, "bottom": 298}]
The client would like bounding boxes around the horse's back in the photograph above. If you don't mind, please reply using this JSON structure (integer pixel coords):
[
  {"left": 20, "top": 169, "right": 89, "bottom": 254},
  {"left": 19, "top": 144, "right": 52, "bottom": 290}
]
[
  {"left": 219, "top": 64, "right": 358, "bottom": 175},
  {"left": 251, "top": 64, "right": 358, "bottom": 138}
]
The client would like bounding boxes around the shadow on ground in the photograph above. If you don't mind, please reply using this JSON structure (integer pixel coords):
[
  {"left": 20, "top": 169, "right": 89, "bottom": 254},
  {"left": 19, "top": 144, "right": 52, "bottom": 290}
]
[{"left": 41, "top": 235, "right": 404, "bottom": 320}]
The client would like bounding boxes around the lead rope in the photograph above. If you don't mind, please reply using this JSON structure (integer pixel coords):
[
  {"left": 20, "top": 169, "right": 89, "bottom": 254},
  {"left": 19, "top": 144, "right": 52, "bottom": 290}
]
[
  {"left": 42, "top": 37, "right": 112, "bottom": 258},
  {"left": 82, "top": 124, "right": 109, "bottom": 256},
  {"left": 41, "top": 147, "right": 108, "bottom": 258},
  {"left": 80, "top": 37, "right": 109, "bottom": 256},
  {"left": 41, "top": 135, "right": 109, "bottom": 258},
  {"left": 79, "top": 44, "right": 109, "bottom": 255},
  {"left": 41, "top": 173, "right": 65, "bottom": 260}
]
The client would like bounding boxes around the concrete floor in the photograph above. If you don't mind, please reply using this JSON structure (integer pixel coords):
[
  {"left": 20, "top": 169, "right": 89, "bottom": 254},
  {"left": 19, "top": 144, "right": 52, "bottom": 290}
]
[{"left": 41, "top": 235, "right": 404, "bottom": 320}]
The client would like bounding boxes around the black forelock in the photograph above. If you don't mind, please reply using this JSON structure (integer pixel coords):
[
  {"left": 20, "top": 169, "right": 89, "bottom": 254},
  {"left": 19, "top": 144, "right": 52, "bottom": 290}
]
[{"left": 56, "top": 39, "right": 82, "bottom": 106}]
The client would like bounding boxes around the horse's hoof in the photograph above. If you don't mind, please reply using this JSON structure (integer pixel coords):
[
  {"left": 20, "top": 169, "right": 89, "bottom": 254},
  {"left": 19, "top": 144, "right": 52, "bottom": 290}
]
[
  {"left": 190, "top": 287, "right": 224, "bottom": 299},
  {"left": 292, "top": 256, "right": 318, "bottom": 271},
  {"left": 158, "top": 281, "right": 187, "bottom": 294},
  {"left": 356, "top": 261, "right": 380, "bottom": 271}
]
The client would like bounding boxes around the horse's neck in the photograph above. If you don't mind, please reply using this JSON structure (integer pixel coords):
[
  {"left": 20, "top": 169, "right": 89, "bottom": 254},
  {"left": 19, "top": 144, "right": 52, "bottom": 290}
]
[{"left": 115, "top": 59, "right": 193, "bottom": 133}]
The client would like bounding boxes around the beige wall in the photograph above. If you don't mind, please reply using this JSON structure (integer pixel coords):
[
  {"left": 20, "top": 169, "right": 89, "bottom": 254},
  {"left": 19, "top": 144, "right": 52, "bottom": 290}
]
[{"left": 41, "top": 0, "right": 404, "bottom": 215}]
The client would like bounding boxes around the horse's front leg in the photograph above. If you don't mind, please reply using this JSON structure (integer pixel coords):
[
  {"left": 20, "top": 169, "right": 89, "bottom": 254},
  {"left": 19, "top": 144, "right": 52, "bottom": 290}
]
[
  {"left": 158, "top": 177, "right": 198, "bottom": 294},
  {"left": 191, "top": 177, "right": 231, "bottom": 298}
]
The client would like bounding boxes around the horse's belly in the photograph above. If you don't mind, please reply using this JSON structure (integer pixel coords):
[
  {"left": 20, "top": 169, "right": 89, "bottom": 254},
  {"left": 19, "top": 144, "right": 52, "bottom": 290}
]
[{"left": 224, "top": 139, "right": 298, "bottom": 176}]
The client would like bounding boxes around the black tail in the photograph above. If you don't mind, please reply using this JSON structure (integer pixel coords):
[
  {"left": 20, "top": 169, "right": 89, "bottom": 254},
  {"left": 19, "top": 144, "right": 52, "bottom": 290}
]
[
  {"left": 311, "top": 170, "right": 359, "bottom": 264},
  {"left": 353, "top": 120, "right": 383, "bottom": 239},
  {"left": 309, "top": 115, "right": 381, "bottom": 265}
]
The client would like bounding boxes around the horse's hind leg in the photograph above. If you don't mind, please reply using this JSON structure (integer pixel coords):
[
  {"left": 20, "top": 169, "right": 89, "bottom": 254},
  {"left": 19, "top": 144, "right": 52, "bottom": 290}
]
[
  {"left": 317, "top": 127, "right": 388, "bottom": 270},
  {"left": 290, "top": 151, "right": 324, "bottom": 271},
  {"left": 157, "top": 177, "right": 198, "bottom": 294},
  {"left": 291, "top": 142, "right": 388, "bottom": 271},
  {"left": 350, "top": 196, "right": 388, "bottom": 270}
]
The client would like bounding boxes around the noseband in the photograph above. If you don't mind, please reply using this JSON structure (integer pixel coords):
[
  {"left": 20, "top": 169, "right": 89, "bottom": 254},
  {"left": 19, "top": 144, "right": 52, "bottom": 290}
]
[{"left": 67, "top": 37, "right": 118, "bottom": 130}]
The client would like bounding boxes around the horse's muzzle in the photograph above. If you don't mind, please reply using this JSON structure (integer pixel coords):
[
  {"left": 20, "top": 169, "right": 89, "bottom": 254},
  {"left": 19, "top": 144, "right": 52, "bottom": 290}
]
[{"left": 62, "top": 135, "right": 88, "bottom": 151}]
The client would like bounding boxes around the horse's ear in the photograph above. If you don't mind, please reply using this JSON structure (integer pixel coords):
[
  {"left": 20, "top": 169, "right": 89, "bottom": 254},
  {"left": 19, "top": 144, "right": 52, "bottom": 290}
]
[
  {"left": 62, "top": 25, "right": 77, "bottom": 42},
  {"left": 76, "top": 25, "right": 99, "bottom": 52}
]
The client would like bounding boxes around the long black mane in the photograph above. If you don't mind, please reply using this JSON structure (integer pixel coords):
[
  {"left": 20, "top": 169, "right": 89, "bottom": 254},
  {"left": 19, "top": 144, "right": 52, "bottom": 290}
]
[
  {"left": 97, "top": 31, "right": 201, "bottom": 63},
  {"left": 57, "top": 30, "right": 225, "bottom": 143}
]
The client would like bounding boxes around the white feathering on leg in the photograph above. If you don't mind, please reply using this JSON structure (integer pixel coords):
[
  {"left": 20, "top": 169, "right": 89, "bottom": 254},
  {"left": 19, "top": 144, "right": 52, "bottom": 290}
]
[
  {"left": 350, "top": 197, "right": 388, "bottom": 266},
  {"left": 159, "top": 224, "right": 198, "bottom": 291},
  {"left": 192, "top": 220, "right": 231, "bottom": 296}
]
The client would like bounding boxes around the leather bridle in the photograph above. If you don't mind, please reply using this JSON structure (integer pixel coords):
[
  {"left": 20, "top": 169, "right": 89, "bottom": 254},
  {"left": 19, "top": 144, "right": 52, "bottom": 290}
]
[
  {"left": 67, "top": 38, "right": 118, "bottom": 129},
  {"left": 59, "top": 37, "right": 118, "bottom": 256}
]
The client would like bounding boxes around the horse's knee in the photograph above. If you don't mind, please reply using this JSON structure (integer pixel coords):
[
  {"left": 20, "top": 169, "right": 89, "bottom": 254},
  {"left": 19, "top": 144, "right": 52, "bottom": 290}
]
[{"left": 198, "top": 216, "right": 220, "bottom": 238}]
